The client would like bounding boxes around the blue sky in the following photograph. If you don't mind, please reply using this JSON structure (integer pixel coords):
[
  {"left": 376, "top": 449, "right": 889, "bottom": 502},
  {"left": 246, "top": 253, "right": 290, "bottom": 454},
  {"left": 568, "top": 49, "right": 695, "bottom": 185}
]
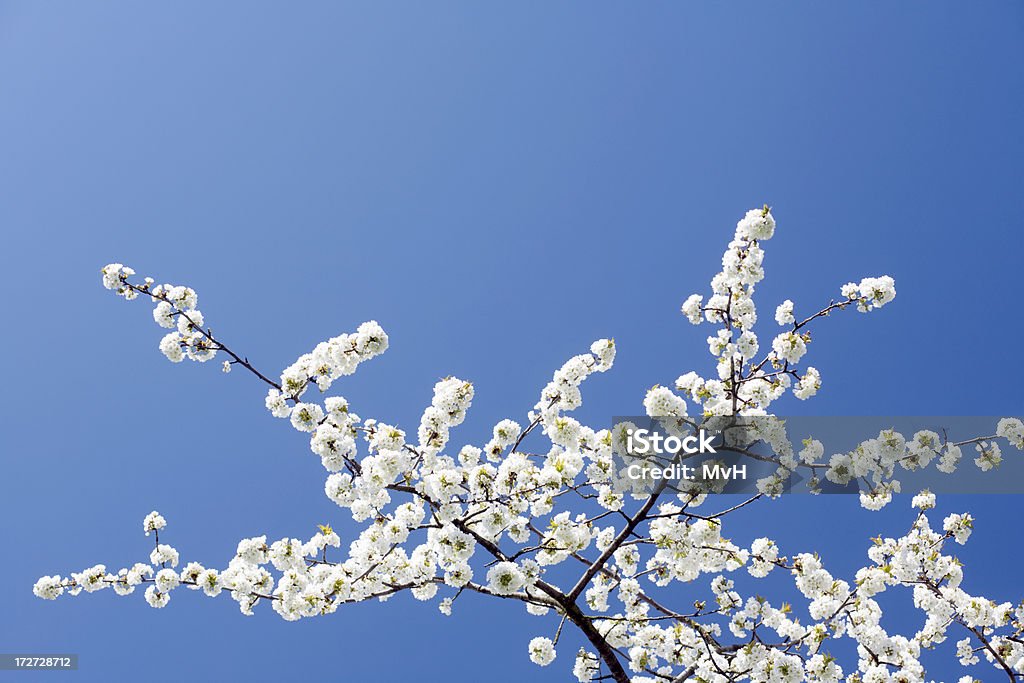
[{"left": 1, "top": 3, "right": 1022, "bottom": 681}]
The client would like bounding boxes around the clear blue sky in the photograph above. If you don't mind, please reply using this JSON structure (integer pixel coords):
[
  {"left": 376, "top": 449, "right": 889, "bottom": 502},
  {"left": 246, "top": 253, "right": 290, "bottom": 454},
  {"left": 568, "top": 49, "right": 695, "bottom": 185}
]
[{"left": 1, "top": 3, "right": 1022, "bottom": 681}]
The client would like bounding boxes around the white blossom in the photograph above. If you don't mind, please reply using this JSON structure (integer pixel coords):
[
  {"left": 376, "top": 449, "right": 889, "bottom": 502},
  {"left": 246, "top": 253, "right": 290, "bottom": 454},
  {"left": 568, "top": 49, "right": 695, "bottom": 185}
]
[
  {"left": 143, "top": 511, "right": 166, "bottom": 535},
  {"left": 775, "top": 299, "right": 795, "bottom": 326},
  {"left": 528, "top": 637, "right": 556, "bottom": 666}
]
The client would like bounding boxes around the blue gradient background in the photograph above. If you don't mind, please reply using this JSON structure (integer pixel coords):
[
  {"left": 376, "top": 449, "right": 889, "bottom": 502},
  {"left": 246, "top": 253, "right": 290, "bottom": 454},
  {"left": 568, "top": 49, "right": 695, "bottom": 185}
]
[{"left": 1, "top": 3, "right": 1022, "bottom": 681}]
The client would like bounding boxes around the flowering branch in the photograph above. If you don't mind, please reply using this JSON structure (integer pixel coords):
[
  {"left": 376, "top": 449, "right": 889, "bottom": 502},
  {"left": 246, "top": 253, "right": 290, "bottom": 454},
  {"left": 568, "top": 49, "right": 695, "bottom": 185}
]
[{"left": 34, "top": 209, "right": 1024, "bottom": 682}]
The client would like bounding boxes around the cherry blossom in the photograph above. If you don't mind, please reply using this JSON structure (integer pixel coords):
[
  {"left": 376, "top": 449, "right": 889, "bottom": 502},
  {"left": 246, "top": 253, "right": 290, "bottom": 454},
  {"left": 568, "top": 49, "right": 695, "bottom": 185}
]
[{"left": 38, "top": 212, "right": 1024, "bottom": 682}]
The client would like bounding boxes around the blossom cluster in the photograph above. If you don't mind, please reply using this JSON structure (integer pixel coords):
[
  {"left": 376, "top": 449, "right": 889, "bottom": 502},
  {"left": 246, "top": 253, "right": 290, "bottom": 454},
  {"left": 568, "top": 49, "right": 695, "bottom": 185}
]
[
  {"left": 101, "top": 264, "right": 218, "bottom": 364},
  {"left": 678, "top": 207, "right": 896, "bottom": 414},
  {"left": 33, "top": 513, "right": 433, "bottom": 619}
]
